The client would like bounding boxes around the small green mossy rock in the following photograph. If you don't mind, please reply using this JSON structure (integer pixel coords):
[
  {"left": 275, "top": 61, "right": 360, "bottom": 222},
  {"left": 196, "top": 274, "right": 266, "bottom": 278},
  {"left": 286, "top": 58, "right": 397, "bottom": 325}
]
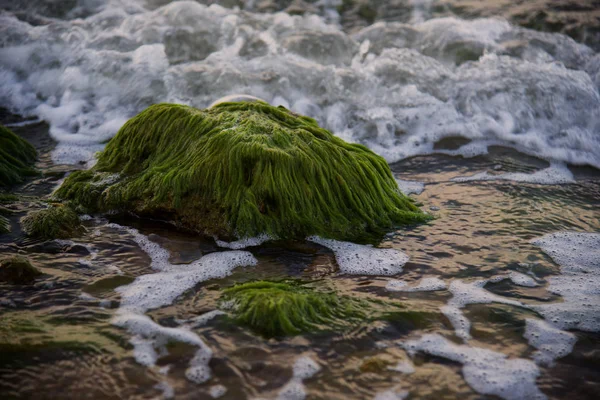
[
  {"left": 55, "top": 102, "right": 429, "bottom": 242},
  {"left": 0, "top": 201, "right": 13, "bottom": 234},
  {"left": 0, "top": 256, "right": 42, "bottom": 284},
  {"left": 0, "top": 215, "right": 9, "bottom": 234},
  {"left": 219, "top": 280, "right": 366, "bottom": 337},
  {"left": 21, "top": 204, "right": 84, "bottom": 240},
  {"left": 0, "top": 124, "right": 37, "bottom": 187},
  {"left": 359, "top": 356, "right": 394, "bottom": 373}
]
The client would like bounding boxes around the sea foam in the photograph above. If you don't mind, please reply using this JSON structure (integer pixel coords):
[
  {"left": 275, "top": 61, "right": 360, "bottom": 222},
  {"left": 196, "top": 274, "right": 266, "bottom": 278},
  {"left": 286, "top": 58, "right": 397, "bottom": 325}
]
[
  {"left": 308, "top": 236, "right": 410, "bottom": 276},
  {"left": 1, "top": 3, "right": 598, "bottom": 168},
  {"left": 107, "top": 223, "right": 257, "bottom": 387}
]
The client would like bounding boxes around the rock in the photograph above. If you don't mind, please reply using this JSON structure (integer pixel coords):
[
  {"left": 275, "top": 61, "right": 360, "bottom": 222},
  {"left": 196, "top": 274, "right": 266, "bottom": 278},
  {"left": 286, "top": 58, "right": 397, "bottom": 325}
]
[
  {"left": 218, "top": 280, "right": 367, "bottom": 337},
  {"left": 0, "top": 255, "right": 42, "bottom": 285},
  {"left": 359, "top": 356, "right": 393, "bottom": 373},
  {"left": 55, "top": 101, "right": 429, "bottom": 242},
  {"left": 21, "top": 204, "right": 84, "bottom": 240},
  {"left": 0, "top": 125, "right": 37, "bottom": 188},
  {"left": 0, "top": 214, "right": 9, "bottom": 235}
]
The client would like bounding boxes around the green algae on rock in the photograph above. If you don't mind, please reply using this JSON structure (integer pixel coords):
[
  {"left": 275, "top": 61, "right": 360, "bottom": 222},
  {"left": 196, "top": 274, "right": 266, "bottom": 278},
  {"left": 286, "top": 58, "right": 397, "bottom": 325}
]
[
  {"left": 21, "top": 204, "right": 84, "bottom": 240},
  {"left": 0, "top": 124, "right": 37, "bottom": 188},
  {"left": 55, "top": 102, "right": 429, "bottom": 242},
  {"left": 0, "top": 256, "right": 42, "bottom": 285},
  {"left": 0, "top": 215, "right": 9, "bottom": 234},
  {"left": 219, "top": 280, "right": 367, "bottom": 337}
]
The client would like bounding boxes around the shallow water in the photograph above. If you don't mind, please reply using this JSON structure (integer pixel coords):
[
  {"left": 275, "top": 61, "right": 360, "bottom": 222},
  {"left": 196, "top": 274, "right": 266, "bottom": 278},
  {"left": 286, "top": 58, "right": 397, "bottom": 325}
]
[{"left": 1, "top": 1, "right": 600, "bottom": 399}]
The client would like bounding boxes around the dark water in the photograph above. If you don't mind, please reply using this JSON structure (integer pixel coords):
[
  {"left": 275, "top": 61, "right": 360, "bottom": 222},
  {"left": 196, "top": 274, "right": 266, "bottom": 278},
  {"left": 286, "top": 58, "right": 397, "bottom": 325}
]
[{"left": 1, "top": 0, "right": 600, "bottom": 399}]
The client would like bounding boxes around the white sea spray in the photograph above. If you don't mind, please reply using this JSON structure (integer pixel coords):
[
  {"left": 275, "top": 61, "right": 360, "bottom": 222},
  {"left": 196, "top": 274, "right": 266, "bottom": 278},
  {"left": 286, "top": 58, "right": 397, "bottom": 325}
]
[{"left": 0, "top": 3, "right": 598, "bottom": 168}]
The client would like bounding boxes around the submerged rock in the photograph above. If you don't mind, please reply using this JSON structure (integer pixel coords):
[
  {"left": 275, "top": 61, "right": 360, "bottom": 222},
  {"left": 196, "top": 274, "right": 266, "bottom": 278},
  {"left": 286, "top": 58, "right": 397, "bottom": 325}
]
[
  {"left": 219, "top": 279, "right": 436, "bottom": 338},
  {"left": 0, "top": 215, "right": 9, "bottom": 234},
  {"left": 21, "top": 204, "right": 84, "bottom": 240},
  {"left": 56, "top": 101, "right": 429, "bottom": 242},
  {"left": 219, "top": 280, "right": 367, "bottom": 337},
  {"left": 0, "top": 256, "right": 42, "bottom": 285},
  {"left": 0, "top": 125, "right": 37, "bottom": 188}
]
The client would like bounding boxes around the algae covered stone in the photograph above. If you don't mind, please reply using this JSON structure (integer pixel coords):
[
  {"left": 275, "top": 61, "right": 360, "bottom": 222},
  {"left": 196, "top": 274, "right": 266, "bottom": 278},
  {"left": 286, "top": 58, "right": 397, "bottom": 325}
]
[
  {"left": 0, "top": 124, "right": 37, "bottom": 188},
  {"left": 56, "top": 101, "right": 428, "bottom": 242},
  {"left": 219, "top": 280, "right": 367, "bottom": 337},
  {"left": 21, "top": 204, "right": 84, "bottom": 240},
  {"left": 0, "top": 256, "right": 42, "bottom": 285}
]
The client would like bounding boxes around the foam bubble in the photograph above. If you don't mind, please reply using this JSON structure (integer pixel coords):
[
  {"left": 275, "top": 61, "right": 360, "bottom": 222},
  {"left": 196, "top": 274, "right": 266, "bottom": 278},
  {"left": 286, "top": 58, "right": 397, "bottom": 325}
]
[
  {"left": 154, "top": 381, "right": 174, "bottom": 399},
  {"left": 107, "top": 223, "right": 257, "bottom": 384},
  {"left": 209, "top": 385, "right": 227, "bottom": 398},
  {"left": 116, "top": 250, "right": 256, "bottom": 313},
  {"left": 215, "top": 233, "right": 272, "bottom": 249},
  {"left": 386, "top": 277, "right": 446, "bottom": 292},
  {"left": 524, "top": 318, "right": 577, "bottom": 366},
  {"left": 395, "top": 178, "right": 425, "bottom": 195},
  {"left": 452, "top": 163, "right": 574, "bottom": 185},
  {"left": 508, "top": 272, "right": 537, "bottom": 288},
  {"left": 114, "top": 311, "right": 213, "bottom": 383},
  {"left": 276, "top": 356, "right": 321, "bottom": 400},
  {"left": 1, "top": 5, "right": 598, "bottom": 168},
  {"left": 442, "top": 278, "right": 524, "bottom": 341},
  {"left": 402, "top": 334, "right": 546, "bottom": 400},
  {"left": 374, "top": 388, "right": 409, "bottom": 400},
  {"left": 308, "top": 236, "right": 409, "bottom": 276},
  {"left": 183, "top": 310, "right": 226, "bottom": 328},
  {"left": 531, "top": 232, "right": 600, "bottom": 332},
  {"left": 389, "top": 360, "right": 415, "bottom": 374}
]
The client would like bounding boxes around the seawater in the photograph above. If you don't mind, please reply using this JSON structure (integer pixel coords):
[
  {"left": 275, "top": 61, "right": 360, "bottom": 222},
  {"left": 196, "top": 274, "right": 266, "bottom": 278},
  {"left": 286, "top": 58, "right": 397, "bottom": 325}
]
[{"left": 1, "top": 1, "right": 599, "bottom": 399}]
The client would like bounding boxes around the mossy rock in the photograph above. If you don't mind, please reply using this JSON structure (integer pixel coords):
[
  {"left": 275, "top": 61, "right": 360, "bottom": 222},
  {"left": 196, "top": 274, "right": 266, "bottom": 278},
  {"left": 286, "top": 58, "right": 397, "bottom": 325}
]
[
  {"left": 0, "top": 255, "right": 42, "bottom": 284},
  {"left": 0, "top": 311, "right": 124, "bottom": 367},
  {"left": 0, "top": 214, "right": 9, "bottom": 234},
  {"left": 359, "top": 356, "right": 393, "bottom": 373},
  {"left": 55, "top": 101, "right": 429, "bottom": 243},
  {"left": 219, "top": 280, "right": 367, "bottom": 338},
  {"left": 21, "top": 204, "right": 84, "bottom": 240},
  {"left": 0, "top": 200, "right": 13, "bottom": 234},
  {"left": 0, "top": 124, "right": 37, "bottom": 188}
]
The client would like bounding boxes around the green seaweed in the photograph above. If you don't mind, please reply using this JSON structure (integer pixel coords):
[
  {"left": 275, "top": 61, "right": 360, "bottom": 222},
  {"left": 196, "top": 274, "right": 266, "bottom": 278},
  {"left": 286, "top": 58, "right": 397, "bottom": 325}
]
[
  {"left": 0, "top": 312, "right": 123, "bottom": 368},
  {"left": 21, "top": 204, "right": 84, "bottom": 240},
  {"left": 0, "top": 255, "right": 42, "bottom": 285},
  {"left": 0, "top": 193, "right": 19, "bottom": 203},
  {"left": 219, "top": 280, "right": 367, "bottom": 337},
  {"left": 0, "top": 214, "right": 9, "bottom": 234},
  {"left": 56, "top": 102, "right": 429, "bottom": 242},
  {"left": 0, "top": 124, "right": 37, "bottom": 187}
]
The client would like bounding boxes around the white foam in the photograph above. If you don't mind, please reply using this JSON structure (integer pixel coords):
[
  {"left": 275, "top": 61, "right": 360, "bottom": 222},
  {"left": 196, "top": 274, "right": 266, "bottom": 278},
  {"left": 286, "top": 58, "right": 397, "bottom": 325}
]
[
  {"left": 402, "top": 334, "right": 546, "bottom": 400},
  {"left": 531, "top": 232, "right": 600, "bottom": 332},
  {"left": 1, "top": 5, "right": 598, "bottom": 168},
  {"left": 107, "top": 223, "right": 257, "bottom": 384},
  {"left": 386, "top": 277, "right": 446, "bottom": 292},
  {"left": 114, "top": 311, "right": 213, "bottom": 383},
  {"left": 389, "top": 360, "right": 415, "bottom": 374},
  {"left": 395, "top": 179, "right": 425, "bottom": 195},
  {"left": 184, "top": 310, "right": 226, "bottom": 328},
  {"left": 308, "top": 236, "right": 409, "bottom": 276},
  {"left": 508, "top": 272, "right": 537, "bottom": 287},
  {"left": 209, "top": 385, "right": 227, "bottom": 398},
  {"left": 374, "top": 388, "right": 409, "bottom": 400},
  {"left": 452, "top": 163, "right": 574, "bottom": 185},
  {"left": 154, "top": 381, "right": 174, "bottom": 399},
  {"left": 116, "top": 250, "right": 256, "bottom": 313},
  {"left": 442, "top": 278, "right": 524, "bottom": 341},
  {"left": 276, "top": 356, "right": 321, "bottom": 400},
  {"left": 215, "top": 233, "right": 272, "bottom": 249},
  {"left": 524, "top": 319, "right": 577, "bottom": 366}
]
